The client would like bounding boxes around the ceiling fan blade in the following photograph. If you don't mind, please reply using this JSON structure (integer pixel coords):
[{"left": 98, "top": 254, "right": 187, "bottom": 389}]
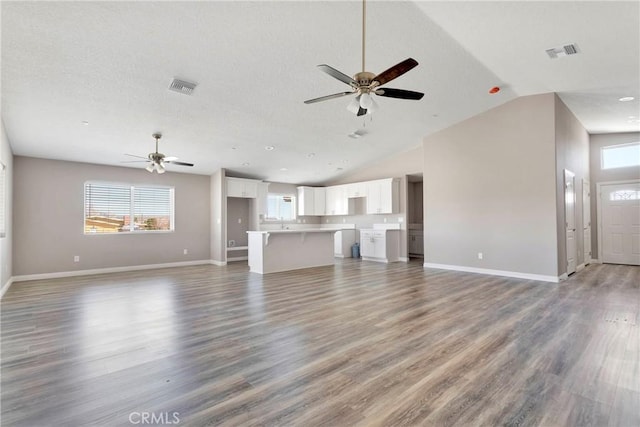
[
  {"left": 375, "top": 88, "right": 424, "bottom": 100},
  {"left": 121, "top": 160, "right": 150, "bottom": 163},
  {"left": 124, "top": 153, "right": 149, "bottom": 160},
  {"left": 357, "top": 107, "right": 367, "bottom": 117},
  {"left": 166, "top": 160, "right": 194, "bottom": 167},
  {"left": 317, "top": 64, "right": 358, "bottom": 87},
  {"left": 304, "top": 91, "right": 355, "bottom": 104},
  {"left": 372, "top": 58, "right": 419, "bottom": 87}
]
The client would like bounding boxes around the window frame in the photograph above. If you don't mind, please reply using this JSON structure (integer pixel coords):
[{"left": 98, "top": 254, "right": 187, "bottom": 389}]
[
  {"left": 264, "top": 193, "right": 297, "bottom": 222},
  {"left": 600, "top": 142, "right": 640, "bottom": 170},
  {"left": 84, "top": 181, "right": 175, "bottom": 235}
]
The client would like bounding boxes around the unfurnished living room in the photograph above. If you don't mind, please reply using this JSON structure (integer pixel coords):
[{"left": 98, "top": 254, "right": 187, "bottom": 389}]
[{"left": 1, "top": 1, "right": 639, "bottom": 426}]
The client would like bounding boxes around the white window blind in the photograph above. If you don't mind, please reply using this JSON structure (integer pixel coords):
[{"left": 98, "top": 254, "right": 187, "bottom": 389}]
[{"left": 84, "top": 182, "right": 174, "bottom": 234}]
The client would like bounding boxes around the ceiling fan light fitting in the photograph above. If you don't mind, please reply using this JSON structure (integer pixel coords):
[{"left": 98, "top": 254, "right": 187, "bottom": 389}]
[
  {"left": 146, "top": 163, "right": 154, "bottom": 173},
  {"left": 359, "top": 92, "right": 373, "bottom": 109}
]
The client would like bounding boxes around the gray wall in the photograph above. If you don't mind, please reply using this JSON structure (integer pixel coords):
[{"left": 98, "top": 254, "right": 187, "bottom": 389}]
[
  {"left": 1, "top": 121, "right": 13, "bottom": 291},
  {"left": 589, "top": 132, "right": 640, "bottom": 259},
  {"left": 423, "top": 93, "right": 559, "bottom": 277},
  {"left": 13, "top": 157, "right": 210, "bottom": 276},
  {"left": 554, "top": 95, "right": 590, "bottom": 273},
  {"left": 227, "top": 197, "right": 250, "bottom": 247}
]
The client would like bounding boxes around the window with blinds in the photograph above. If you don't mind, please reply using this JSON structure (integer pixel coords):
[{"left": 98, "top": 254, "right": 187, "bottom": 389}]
[
  {"left": 265, "top": 194, "right": 296, "bottom": 221},
  {"left": 84, "top": 182, "right": 174, "bottom": 234}
]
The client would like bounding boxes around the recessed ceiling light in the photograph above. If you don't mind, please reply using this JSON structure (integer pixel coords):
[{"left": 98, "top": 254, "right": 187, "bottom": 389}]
[
  {"left": 265, "top": 146, "right": 275, "bottom": 151},
  {"left": 81, "top": 121, "right": 89, "bottom": 125},
  {"left": 336, "top": 167, "right": 344, "bottom": 171},
  {"left": 342, "top": 160, "right": 349, "bottom": 163},
  {"left": 242, "top": 162, "right": 250, "bottom": 166},
  {"left": 307, "top": 153, "right": 316, "bottom": 158},
  {"left": 619, "top": 96, "right": 635, "bottom": 102},
  {"left": 231, "top": 146, "right": 238, "bottom": 150},
  {"left": 280, "top": 168, "right": 288, "bottom": 171}
]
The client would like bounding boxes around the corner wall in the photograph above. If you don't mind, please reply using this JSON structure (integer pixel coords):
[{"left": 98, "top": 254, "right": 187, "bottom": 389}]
[
  {"left": 423, "top": 93, "right": 559, "bottom": 279},
  {"left": 13, "top": 157, "right": 210, "bottom": 276}
]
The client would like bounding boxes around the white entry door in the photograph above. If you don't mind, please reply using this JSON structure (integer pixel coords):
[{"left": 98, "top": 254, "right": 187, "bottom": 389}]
[
  {"left": 583, "top": 179, "right": 591, "bottom": 265},
  {"left": 565, "top": 170, "right": 577, "bottom": 275},
  {"left": 599, "top": 182, "right": 640, "bottom": 265}
]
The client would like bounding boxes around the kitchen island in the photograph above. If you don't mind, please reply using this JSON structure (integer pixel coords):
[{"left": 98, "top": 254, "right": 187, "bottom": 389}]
[{"left": 247, "top": 229, "right": 338, "bottom": 274}]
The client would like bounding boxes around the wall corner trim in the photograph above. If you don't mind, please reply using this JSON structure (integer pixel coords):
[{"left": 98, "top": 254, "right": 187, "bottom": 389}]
[
  {"left": 423, "top": 263, "right": 560, "bottom": 283},
  {"left": 12, "top": 260, "right": 212, "bottom": 282},
  {"left": 0, "top": 277, "right": 14, "bottom": 299}
]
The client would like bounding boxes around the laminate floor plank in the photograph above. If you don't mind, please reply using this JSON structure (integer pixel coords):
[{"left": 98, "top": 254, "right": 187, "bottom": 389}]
[{"left": 2, "top": 260, "right": 639, "bottom": 426}]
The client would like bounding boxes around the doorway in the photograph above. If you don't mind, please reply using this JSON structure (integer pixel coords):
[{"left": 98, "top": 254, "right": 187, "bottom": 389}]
[
  {"left": 597, "top": 180, "right": 640, "bottom": 265},
  {"left": 564, "top": 170, "right": 577, "bottom": 275}
]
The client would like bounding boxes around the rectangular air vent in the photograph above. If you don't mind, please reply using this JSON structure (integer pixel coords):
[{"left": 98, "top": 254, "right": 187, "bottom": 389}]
[
  {"left": 546, "top": 43, "right": 580, "bottom": 59},
  {"left": 168, "top": 78, "right": 197, "bottom": 95}
]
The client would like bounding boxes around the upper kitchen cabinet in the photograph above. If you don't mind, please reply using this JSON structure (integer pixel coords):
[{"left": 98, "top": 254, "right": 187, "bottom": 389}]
[
  {"left": 345, "top": 181, "right": 367, "bottom": 199},
  {"left": 297, "top": 186, "right": 326, "bottom": 216},
  {"left": 226, "top": 177, "right": 259, "bottom": 198},
  {"left": 325, "top": 185, "right": 348, "bottom": 216},
  {"left": 366, "top": 178, "right": 400, "bottom": 214}
]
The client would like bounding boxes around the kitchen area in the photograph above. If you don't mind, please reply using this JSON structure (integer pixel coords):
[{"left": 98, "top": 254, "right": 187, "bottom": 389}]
[{"left": 223, "top": 173, "right": 424, "bottom": 274}]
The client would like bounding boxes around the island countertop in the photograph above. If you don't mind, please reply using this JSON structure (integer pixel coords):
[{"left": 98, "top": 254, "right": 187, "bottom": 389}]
[{"left": 247, "top": 228, "right": 349, "bottom": 234}]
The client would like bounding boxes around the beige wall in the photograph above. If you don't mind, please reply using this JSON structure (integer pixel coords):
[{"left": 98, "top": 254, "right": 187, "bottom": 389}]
[
  {"left": 13, "top": 157, "right": 210, "bottom": 276},
  {"left": 423, "top": 93, "right": 559, "bottom": 277},
  {"left": 1, "top": 121, "right": 13, "bottom": 293},
  {"left": 554, "top": 95, "right": 590, "bottom": 273},
  {"left": 227, "top": 197, "right": 250, "bottom": 247},
  {"left": 589, "top": 132, "right": 640, "bottom": 259}
]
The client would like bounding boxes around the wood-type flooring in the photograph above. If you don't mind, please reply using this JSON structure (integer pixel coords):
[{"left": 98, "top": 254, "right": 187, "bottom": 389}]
[{"left": 1, "top": 260, "right": 638, "bottom": 426}]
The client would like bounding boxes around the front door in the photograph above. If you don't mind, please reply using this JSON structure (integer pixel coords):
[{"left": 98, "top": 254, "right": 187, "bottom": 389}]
[
  {"left": 565, "top": 170, "right": 577, "bottom": 275},
  {"left": 600, "top": 182, "right": 640, "bottom": 265}
]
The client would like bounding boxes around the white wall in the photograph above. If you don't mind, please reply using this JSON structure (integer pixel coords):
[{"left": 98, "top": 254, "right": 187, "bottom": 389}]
[
  {"left": 13, "top": 157, "right": 210, "bottom": 276},
  {"left": 589, "top": 132, "right": 640, "bottom": 259},
  {"left": 210, "top": 169, "right": 226, "bottom": 264},
  {"left": 423, "top": 93, "right": 559, "bottom": 278},
  {"left": 0, "top": 120, "right": 14, "bottom": 295}
]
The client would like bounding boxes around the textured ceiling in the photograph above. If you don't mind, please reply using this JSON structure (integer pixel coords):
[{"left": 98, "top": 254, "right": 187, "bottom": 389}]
[{"left": 2, "top": 1, "right": 638, "bottom": 184}]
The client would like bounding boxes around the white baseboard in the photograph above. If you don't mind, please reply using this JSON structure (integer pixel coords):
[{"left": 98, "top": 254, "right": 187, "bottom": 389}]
[
  {"left": 423, "top": 262, "right": 560, "bottom": 283},
  {"left": 12, "top": 260, "right": 213, "bottom": 282},
  {"left": 558, "top": 273, "right": 569, "bottom": 281},
  {"left": 590, "top": 258, "right": 602, "bottom": 264},
  {"left": 576, "top": 263, "right": 586, "bottom": 272},
  {"left": 210, "top": 260, "right": 227, "bottom": 266},
  {"left": 399, "top": 257, "right": 409, "bottom": 263},
  {"left": 226, "top": 256, "right": 248, "bottom": 262},
  {"left": 0, "top": 277, "right": 14, "bottom": 299}
]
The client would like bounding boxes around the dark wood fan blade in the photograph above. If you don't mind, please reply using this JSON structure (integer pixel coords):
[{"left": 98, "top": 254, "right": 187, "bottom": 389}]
[
  {"left": 375, "top": 88, "right": 424, "bottom": 100},
  {"left": 373, "top": 58, "right": 419, "bottom": 87},
  {"left": 124, "top": 153, "right": 149, "bottom": 159},
  {"left": 317, "top": 65, "right": 358, "bottom": 87},
  {"left": 166, "top": 161, "right": 194, "bottom": 167},
  {"left": 304, "top": 91, "right": 355, "bottom": 104},
  {"left": 357, "top": 107, "right": 367, "bottom": 117}
]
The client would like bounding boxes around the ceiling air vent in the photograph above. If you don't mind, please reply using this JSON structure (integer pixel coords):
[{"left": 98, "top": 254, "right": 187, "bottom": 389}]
[
  {"left": 168, "top": 78, "right": 197, "bottom": 95},
  {"left": 546, "top": 43, "right": 580, "bottom": 59}
]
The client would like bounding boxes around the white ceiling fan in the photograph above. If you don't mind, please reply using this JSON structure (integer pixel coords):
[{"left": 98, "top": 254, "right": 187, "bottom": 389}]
[
  {"left": 123, "top": 133, "right": 194, "bottom": 174},
  {"left": 304, "top": 0, "right": 424, "bottom": 116}
]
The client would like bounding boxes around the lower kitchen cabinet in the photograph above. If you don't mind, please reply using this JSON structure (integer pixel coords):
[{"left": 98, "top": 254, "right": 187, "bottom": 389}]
[{"left": 360, "top": 229, "right": 400, "bottom": 263}]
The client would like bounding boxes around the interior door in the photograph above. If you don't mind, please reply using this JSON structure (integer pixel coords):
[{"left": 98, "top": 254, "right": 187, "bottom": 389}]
[
  {"left": 600, "top": 182, "right": 640, "bottom": 265},
  {"left": 583, "top": 179, "right": 591, "bottom": 265},
  {"left": 565, "top": 170, "right": 577, "bottom": 275}
]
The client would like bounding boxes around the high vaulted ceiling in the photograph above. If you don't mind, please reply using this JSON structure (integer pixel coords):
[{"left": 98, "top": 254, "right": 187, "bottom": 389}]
[{"left": 2, "top": 1, "right": 638, "bottom": 184}]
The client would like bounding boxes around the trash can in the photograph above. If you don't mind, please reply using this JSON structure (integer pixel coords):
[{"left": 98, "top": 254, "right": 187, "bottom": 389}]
[{"left": 351, "top": 242, "right": 360, "bottom": 259}]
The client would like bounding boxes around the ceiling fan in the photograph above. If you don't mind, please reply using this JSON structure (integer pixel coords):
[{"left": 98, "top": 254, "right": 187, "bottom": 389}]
[
  {"left": 304, "top": 0, "right": 424, "bottom": 116},
  {"left": 123, "top": 133, "right": 194, "bottom": 174}
]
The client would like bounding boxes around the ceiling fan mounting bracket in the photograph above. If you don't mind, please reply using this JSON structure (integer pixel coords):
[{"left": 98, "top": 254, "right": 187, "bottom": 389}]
[
  {"left": 354, "top": 71, "right": 376, "bottom": 87},
  {"left": 152, "top": 133, "right": 162, "bottom": 140}
]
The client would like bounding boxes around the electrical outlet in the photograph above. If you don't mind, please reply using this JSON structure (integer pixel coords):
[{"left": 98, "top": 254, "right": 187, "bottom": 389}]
[
  {"left": 73, "top": 256, "right": 80, "bottom": 262},
  {"left": 383, "top": 218, "right": 387, "bottom": 223},
  {"left": 478, "top": 252, "right": 483, "bottom": 260},
  {"left": 228, "top": 240, "right": 235, "bottom": 247},
  {"left": 183, "top": 249, "right": 188, "bottom": 255},
  {"left": 238, "top": 218, "right": 242, "bottom": 224}
]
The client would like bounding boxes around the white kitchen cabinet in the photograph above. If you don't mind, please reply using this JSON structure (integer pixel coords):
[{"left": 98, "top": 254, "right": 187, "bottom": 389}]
[
  {"left": 408, "top": 230, "right": 424, "bottom": 256},
  {"left": 325, "top": 185, "right": 348, "bottom": 216},
  {"left": 366, "top": 178, "right": 399, "bottom": 214},
  {"left": 360, "top": 229, "right": 400, "bottom": 262},
  {"left": 227, "top": 177, "right": 259, "bottom": 198},
  {"left": 345, "top": 182, "right": 367, "bottom": 199},
  {"left": 297, "top": 186, "right": 326, "bottom": 216}
]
